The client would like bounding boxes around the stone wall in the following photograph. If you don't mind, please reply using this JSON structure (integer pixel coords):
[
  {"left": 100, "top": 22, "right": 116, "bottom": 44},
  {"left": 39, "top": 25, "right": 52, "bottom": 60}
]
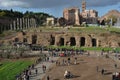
[{"left": 2, "top": 32, "right": 120, "bottom": 48}]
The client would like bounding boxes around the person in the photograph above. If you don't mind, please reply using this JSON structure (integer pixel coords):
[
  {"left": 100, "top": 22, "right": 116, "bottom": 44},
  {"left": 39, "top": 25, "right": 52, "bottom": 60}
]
[
  {"left": 47, "top": 75, "right": 50, "bottom": 80},
  {"left": 64, "top": 70, "right": 68, "bottom": 78},
  {"left": 101, "top": 69, "right": 104, "bottom": 75},
  {"left": 64, "top": 70, "right": 72, "bottom": 79},
  {"left": 42, "top": 65, "right": 45, "bottom": 73},
  {"left": 96, "top": 66, "right": 99, "bottom": 72},
  {"left": 35, "top": 68, "right": 38, "bottom": 74},
  {"left": 114, "top": 64, "right": 117, "bottom": 69},
  {"left": 68, "top": 58, "right": 70, "bottom": 65},
  {"left": 74, "top": 57, "right": 77, "bottom": 64}
]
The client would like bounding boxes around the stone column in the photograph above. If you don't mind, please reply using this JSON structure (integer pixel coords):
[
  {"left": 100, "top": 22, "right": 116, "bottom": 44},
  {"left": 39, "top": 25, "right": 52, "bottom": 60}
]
[
  {"left": 22, "top": 18, "right": 25, "bottom": 29},
  {"left": 25, "top": 18, "right": 28, "bottom": 29},
  {"left": 76, "top": 36, "right": 80, "bottom": 47},
  {"left": 16, "top": 18, "right": 19, "bottom": 30},
  {"left": 10, "top": 23, "right": 13, "bottom": 30},
  {"left": 19, "top": 18, "right": 22, "bottom": 30},
  {"left": 30, "top": 18, "right": 32, "bottom": 27},
  {"left": 55, "top": 36, "right": 60, "bottom": 46},
  {"left": 13, "top": 21, "right": 16, "bottom": 30},
  {"left": 28, "top": 18, "right": 30, "bottom": 28},
  {"left": 75, "top": 9, "right": 80, "bottom": 25}
]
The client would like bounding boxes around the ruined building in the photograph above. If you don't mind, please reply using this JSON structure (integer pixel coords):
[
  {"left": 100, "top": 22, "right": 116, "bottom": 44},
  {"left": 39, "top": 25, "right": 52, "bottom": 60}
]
[
  {"left": 1, "top": 31, "right": 120, "bottom": 48},
  {"left": 63, "top": 0, "right": 98, "bottom": 25},
  {"left": 63, "top": 7, "right": 80, "bottom": 25}
]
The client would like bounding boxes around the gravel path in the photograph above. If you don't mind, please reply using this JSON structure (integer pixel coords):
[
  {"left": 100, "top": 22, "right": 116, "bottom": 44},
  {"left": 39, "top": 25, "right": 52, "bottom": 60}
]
[{"left": 30, "top": 57, "right": 59, "bottom": 80}]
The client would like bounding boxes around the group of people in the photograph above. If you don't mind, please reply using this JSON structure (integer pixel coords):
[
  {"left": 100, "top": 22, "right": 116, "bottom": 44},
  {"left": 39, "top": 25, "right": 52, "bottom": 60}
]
[
  {"left": 56, "top": 57, "right": 78, "bottom": 66},
  {"left": 15, "top": 64, "right": 35, "bottom": 80},
  {"left": 42, "top": 65, "right": 47, "bottom": 73},
  {"left": 64, "top": 70, "right": 73, "bottom": 79},
  {"left": 112, "top": 72, "right": 120, "bottom": 80}
]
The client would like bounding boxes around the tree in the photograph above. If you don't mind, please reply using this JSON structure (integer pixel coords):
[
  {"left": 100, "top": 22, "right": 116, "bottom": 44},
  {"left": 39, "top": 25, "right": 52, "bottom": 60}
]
[
  {"left": 58, "top": 17, "right": 66, "bottom": 26},
  {"left": 105, "top": 15, "right": 117, "bottom": 26}
]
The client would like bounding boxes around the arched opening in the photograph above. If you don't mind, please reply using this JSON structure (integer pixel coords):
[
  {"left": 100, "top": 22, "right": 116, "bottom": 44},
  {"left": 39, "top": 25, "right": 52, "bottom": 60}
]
[
  {"left": 60, "top": 38, "right": 64, "bottom": 46},
  {"left": 32, "top": 35, "right": 37, "bottom": 44},
  {"left": 23, "top": 38, "right": 27, "bottom": 43},
  {"left": 70, "top": 37, "right": 76, "bottom": 46},
  {"left": 80, "top": 37, "right": 85, "bottom": 46},
  {"left": 92, "top": 38, "right": 96, "bottom": 47},
  {"left": 14, "top": 38, "right": 19, "bottom": 42},
  {"left": 50, "top": 36, "right": 55, "bottom": 45}
]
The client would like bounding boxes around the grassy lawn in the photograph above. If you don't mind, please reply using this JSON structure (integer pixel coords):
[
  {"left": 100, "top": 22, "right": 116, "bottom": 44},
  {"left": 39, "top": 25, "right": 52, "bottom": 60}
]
[
  {"left": 47, "top": 45, "right": 120, "bottom": 51},
  {"left": 0, "top": 59, "right": 34, "bottom": 80},
  {"left": 27, "top": 26, "right": 120, "bottom": 34}
]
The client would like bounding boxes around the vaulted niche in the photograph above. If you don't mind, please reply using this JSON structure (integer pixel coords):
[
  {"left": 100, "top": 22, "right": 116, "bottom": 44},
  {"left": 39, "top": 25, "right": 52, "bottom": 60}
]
[
  {"left": 50, "top": 36, "right": 55, "bottom": 45},
  {"left": 80, "top": 37, "right": 85, "bottom": 46},
  {"left": 32, "top": 35, "right": 37, "bottom": 44},
  {"left": 60, "top": 38, "right": 64, "bottom": 46},
  {"left": 92, "top": 38, "right": 96, "bottom": 47},
  {"left": 70, "top": 37, "right": 76, "bottom": 46}
]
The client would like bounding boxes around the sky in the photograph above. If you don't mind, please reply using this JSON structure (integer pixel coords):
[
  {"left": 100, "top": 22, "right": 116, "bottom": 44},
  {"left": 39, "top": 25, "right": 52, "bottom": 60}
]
[{"left": 0, "top": 0, "right": 120, "bottom": 17}]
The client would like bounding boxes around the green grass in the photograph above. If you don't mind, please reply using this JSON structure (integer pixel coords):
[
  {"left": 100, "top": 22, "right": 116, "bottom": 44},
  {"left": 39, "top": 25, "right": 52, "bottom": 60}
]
[
  {"left": 47, "top": 45, "right": 120, "bottom": 51},
  {"left": 0, "top": 59, "right": 33, "bottom": 80},
  {"left": 27, "top": 26, "right": 120, "bottom": 34}
]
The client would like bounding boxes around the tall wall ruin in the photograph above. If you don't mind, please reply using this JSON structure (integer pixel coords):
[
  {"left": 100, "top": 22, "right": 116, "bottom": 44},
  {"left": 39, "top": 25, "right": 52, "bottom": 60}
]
[{"left": 2, "top": 32, "right": 120, "bottom": 48}]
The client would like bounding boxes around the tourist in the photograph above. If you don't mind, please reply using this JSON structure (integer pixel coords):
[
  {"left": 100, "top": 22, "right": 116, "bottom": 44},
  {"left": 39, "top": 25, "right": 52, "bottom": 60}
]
[
  {"left": 35, "top": 68, "right": 38, "bottom": 75},
  {"left": 64, "top": 70, "right": 68, "bottom": 78},
  {"left": 26, "top": 75, "right": 30, "bottom": 80},
  {"left": 47, "top": 75, "right": 50, "bottom": 80},
  {"left": 44, "top": 65, "right": 46, "bottom": 72},
  {"left": 101, "top": 69, "right": 105, "bottom": 75},
  {"left": 62, "top": 59, "right": 65, "bottom": 65},
  {"left": 88, "top": 52, "right": 90, "bottom": 56},
  {"left": 22, "top": 74, "right": 26, "bottom": 80},
  {"left": 114, "top": 64, "right": 117, "bottom": 69},
  {"left": 112, "top": 73, "right": 116, "bottom": 80},
  {"left": 56, "top": 61, "right": 58, "bottom": 66},
  {"left": 42, "top": 65, "right": 45, "bottom": 73},
  {"left": 96, "top": 66, "right": 99, "bottom": 72},
  {"left": 74, "top": 57, "right": 77, "bottom": 64},
  {"left": 68, "top": 57, "right": 70, "bottom": 65}
]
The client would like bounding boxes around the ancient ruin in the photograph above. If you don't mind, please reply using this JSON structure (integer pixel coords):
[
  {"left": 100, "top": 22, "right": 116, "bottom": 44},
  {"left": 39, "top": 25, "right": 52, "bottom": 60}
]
[
  {"left": 1, "top": 30, "right": 120, "bottom": 48},
  {"left": 63, "top": 0, "right": 98, "bottom": 25}
]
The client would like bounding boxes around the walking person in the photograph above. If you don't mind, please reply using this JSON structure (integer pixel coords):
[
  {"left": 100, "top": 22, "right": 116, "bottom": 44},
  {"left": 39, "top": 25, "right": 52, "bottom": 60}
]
[
  {"left": 74, "top": 57, "right": 77, "bottom": 64},
  {"left": 35, "top": 68, "right": 38, "bottom": 75},
  {"left": 96, "top": 66, "right": 99, "bottom": 72},
  {"left": 68, "top": 57, "right": 70, "bottom": 66},
  {"left": 42, "top": 65, "right": 45, "bottom": 73},
  {"left": 44, "top": 65, "right": 46, "bottom": 72},
  {"left": 47, "top": 75, "right": 50, "bottom": 80},
  {"left": 101, "top": 69, "right": 104, "bottom": 75},
  {"left": 114, "top": 63, "right": 117, "bottom": 69}
]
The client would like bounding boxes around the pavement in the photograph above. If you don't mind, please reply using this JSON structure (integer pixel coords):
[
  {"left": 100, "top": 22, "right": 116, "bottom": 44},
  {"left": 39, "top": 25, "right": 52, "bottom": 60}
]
[{"left": 30, "top": 56, "right": 59, "bottom": 80}]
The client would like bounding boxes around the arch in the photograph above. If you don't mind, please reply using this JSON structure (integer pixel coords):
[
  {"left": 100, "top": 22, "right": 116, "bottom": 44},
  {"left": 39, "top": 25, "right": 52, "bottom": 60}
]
[
  {"left": 70, "top": 37, "right": 76, "bottom": 46},
  {"left": 32, "top": 35, "right": 37, "bottom": 44},
  {"left": 23, "top": 38, "right": 27, "bottom": 43},
  {"left": 92, "top": 38, "right": 96, "bottom": 47},
  {"left": 14, "top": 38, "right": 19, "bottom": 42},
  {"left": 50, "top": 36, "right": 55, "bottom": 45},
  {"left": 60, "top": 38, "right": 64, "bottom": 46},
  {"left": 80, "top": 37, "right": 85, "bottom": 46}
]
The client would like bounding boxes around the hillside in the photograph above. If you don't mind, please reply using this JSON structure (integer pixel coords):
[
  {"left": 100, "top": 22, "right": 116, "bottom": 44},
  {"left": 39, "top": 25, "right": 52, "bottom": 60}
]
[{"left": 0, "top": 9, "right": 53, "bottom": 33}]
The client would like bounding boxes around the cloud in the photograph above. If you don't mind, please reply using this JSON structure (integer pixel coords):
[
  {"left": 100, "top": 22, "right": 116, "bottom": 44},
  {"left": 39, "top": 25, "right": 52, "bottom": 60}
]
[
  {"left": 0, "top": 0, "right": 120, "bottom": 8},
  {"left": 0, "top": 0, "right": 29, "bottom": 8}
]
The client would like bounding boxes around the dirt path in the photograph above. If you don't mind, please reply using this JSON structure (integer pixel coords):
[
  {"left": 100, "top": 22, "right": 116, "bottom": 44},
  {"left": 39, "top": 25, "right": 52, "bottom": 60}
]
[{"left": 43, "top": 52, "right": 120, "bottom": 80}]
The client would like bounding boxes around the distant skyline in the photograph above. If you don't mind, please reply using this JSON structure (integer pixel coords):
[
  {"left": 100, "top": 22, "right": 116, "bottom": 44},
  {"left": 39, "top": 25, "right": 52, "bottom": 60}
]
[{"left": 0, "top": 0, "right": 120, "bottom": 17}]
